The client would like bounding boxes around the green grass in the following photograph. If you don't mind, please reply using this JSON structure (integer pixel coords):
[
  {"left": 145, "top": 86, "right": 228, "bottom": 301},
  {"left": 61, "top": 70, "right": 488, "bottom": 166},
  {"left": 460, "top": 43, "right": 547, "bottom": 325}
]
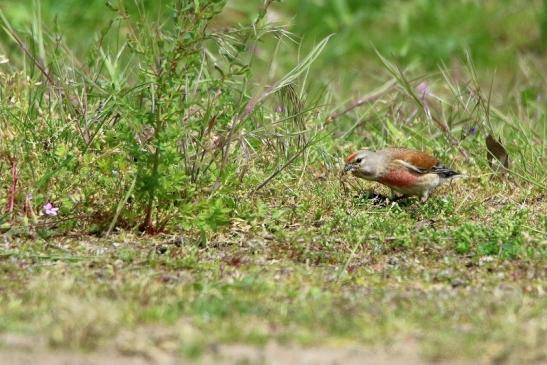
[
  {"left": 0, "top": 175, "right": 545, "bottom": 362},
  {"left": 0, "top": 0, "right": 546, "bottom": 363}
]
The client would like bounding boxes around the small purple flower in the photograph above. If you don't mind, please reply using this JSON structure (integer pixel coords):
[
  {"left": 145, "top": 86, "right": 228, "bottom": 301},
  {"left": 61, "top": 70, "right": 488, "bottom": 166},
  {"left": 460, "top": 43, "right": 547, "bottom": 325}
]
[
  {"left": 43, "top": 202, "right": 59, "bottom": 216},
  {"left": 416, "top": 81, "right": 431, "bottom": 98},
  {"left": 469, "top": 127, "right": 478, "bottom": 136},
  {"left": 275, "top": 105, "right": 285, "bottom": 113}
]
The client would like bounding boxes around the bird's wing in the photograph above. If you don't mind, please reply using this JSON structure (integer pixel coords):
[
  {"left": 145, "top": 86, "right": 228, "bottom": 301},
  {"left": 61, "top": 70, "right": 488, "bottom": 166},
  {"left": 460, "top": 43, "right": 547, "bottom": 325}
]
[
  {"left": 392, "top": 158, "right": 426, "bottom": 173},
  {"left": 387, "top": 148, "right": 460, "bottom": 177},
  {"left": 387, "top": 148, "right": 439, "bottom": 172}
]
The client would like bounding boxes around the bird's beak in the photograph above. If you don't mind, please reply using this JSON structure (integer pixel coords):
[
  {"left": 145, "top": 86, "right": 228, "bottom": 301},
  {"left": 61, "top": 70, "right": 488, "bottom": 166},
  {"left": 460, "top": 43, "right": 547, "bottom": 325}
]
[{"left": 343, "top": 164, "right": 354, "bottom": 173}]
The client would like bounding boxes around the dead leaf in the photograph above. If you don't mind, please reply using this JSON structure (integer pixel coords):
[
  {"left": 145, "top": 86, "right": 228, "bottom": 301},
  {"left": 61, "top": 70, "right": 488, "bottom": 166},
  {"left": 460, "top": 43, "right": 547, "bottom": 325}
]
[
  {"left": 486, "top": 134, "right": 510, "bottom": 171},
  {"left": 206, "top": 115, "right": 218, "bottom": 133}
]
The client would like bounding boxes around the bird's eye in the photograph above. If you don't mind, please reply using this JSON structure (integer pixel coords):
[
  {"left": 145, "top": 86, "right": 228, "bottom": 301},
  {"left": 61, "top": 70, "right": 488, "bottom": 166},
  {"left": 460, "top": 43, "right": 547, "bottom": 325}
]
[{"left": 355, "top": 158, "right": 362, "bottom": 163}]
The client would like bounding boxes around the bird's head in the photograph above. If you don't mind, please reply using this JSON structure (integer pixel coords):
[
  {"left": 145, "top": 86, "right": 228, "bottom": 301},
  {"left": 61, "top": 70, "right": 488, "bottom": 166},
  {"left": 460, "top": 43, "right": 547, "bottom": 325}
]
[{"left": 343, "top": 149, "right": 385, "bottom": 180}]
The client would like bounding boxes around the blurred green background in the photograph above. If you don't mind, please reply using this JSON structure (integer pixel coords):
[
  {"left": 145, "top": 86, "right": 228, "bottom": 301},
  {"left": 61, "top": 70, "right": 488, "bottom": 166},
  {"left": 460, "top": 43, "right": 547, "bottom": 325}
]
[{"left": 2, "top": 0, "right": 545, "bottom": 73}]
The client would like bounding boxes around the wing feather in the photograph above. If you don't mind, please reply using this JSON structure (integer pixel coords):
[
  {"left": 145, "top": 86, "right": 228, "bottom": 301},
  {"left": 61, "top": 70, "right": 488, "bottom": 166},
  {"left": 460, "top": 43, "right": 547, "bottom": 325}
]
[{"left": 385, "top": 148, "right": 460, "bottom": 177}]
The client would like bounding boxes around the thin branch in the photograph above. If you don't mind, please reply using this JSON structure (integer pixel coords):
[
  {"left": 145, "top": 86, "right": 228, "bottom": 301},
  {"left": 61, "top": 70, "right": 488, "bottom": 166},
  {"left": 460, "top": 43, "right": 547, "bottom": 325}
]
[
  {"left": 326, "top": 79, "right": 397, "bottom": 122},
  {"left": 251, "top": 137, "right": 317, "bottom": 194}
]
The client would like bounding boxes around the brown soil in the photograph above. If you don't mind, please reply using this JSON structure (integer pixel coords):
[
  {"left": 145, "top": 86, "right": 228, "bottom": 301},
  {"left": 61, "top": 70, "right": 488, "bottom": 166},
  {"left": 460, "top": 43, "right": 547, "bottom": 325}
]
[{"left": 0, "top": 338, "right": 483, "bottom": 365}]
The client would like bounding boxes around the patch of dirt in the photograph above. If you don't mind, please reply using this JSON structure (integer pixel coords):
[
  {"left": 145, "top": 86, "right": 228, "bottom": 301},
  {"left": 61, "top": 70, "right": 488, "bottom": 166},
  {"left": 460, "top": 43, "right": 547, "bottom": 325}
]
[
  {"left": 199, "top": 342, "right": 478, "bottom": 365},
  {"left": 0, "top": 336, "right": 482, "bottom": 365},
  {"left": 0, "top": 350, "right": 151, "bottom": 365}
]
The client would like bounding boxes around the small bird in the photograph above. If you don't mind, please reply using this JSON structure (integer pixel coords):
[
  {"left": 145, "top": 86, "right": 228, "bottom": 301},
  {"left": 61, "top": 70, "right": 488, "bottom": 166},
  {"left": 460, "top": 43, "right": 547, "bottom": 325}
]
[{"left": 344, "top": 147, "right": 461, "bottom": 202}]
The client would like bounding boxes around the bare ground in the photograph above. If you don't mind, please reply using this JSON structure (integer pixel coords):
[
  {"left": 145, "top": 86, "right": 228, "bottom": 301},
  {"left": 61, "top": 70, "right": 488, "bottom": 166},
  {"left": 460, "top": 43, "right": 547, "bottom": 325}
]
[
  {"left": 0, "top": 347, "right": 482, "bottom": 365},
  {"left": 0, "top": 334, "right": 486, "bottom": 365}
]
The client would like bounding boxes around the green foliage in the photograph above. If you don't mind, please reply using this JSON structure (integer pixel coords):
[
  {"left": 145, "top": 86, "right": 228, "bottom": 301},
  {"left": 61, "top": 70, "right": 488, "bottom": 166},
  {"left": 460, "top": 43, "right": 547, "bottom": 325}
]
[
  {"left": 542, "top": 0, "right": 547, "bottom": 47},
  {"left": 284, "top": 0, "right": 542, "bottom": 69},
  {"left": 453, "top": 210, "right": 527, "bottom": 258},
  {"left": 107, "top": 0, "right": 234, "bottom": 231},
  {"left": 0, "top": 0, "right": 329, "bottom": 233}
]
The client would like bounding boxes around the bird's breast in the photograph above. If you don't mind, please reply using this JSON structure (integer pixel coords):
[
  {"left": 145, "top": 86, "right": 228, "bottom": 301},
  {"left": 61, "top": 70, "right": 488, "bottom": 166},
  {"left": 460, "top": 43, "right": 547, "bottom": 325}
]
[{"left": 379, "top": 169, "right": 419, "bottom": 187}]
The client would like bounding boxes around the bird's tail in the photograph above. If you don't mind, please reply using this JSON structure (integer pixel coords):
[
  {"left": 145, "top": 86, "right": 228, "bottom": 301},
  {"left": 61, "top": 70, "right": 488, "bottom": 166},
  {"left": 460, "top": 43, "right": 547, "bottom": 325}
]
[{"left": 431, "top": 165, "right": 462, "bottom": 179}]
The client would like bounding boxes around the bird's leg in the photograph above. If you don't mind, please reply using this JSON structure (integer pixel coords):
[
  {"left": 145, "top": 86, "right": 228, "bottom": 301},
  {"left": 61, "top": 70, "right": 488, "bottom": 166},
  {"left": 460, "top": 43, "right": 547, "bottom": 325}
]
[
  {"left": 420, "top": 191, "right": 430, "bottom": 203},
  {"left": 389, "top": 189, "right": 407, "bottom": 203}
]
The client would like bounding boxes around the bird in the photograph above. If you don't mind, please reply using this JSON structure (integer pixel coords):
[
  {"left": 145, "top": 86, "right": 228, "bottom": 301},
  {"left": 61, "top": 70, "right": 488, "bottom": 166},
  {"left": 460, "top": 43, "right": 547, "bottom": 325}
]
[{"left": 343, "top": 147, "right": 461, "bottom": 202}]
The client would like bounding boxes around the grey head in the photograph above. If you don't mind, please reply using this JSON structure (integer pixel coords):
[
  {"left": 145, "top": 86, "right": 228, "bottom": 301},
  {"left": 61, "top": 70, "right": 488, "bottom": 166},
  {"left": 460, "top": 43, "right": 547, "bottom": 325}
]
[{"left": 343, "top": 149, "right": 386, "bottom": 180}]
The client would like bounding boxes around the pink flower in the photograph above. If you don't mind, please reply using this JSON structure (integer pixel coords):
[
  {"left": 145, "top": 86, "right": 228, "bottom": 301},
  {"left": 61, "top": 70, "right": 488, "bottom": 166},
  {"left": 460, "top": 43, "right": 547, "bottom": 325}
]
[
  {"left": 43, "top": 202, "right": 59, "bottom": 216},
  {"left": 416, "top": 81, "right": 431, "bottom": 98}
]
